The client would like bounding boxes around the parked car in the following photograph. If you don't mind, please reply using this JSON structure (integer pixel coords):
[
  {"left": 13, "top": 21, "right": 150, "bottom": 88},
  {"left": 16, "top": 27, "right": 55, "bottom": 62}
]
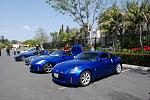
[
  {"left": 14, "top": 50, "right": 49, "bottom": 61},
  {"left": 52, "top": 51, "right": 122, "bottom": 86},
  {"left": 30, "top": 45, "right": 83, "bottom": 73},
  {"left": 25, "top": 55, "right": 49, "bottom": 65}
]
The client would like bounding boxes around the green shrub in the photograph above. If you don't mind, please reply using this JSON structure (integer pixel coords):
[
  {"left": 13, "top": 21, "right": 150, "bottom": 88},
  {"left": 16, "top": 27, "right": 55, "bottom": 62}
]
[{"left": 112, "top": 52, "right": 150, "bottom": 67}]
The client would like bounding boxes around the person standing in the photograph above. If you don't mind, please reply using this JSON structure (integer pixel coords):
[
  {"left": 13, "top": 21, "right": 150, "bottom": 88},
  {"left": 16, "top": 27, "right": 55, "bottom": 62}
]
[
  {"left": 0, "top": 48, "right": 1, "bottom": 56},
  {"left": 35, "top": 44, "right": 41, "bottom": 55},
  {"left": 6, "top": 47, "right": 10, "bottom": 56},
  {"left": 13, "top": 48, "right": 16, "bottom": 55},
  {"left": 64, "top": 44, "right": 69, "bottom": 52}
]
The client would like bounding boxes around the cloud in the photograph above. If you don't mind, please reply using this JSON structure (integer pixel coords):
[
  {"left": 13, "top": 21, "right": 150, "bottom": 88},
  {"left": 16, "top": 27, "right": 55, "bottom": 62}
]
[{"left": 23, "top": 25, "right": 31, "bottom": 30}]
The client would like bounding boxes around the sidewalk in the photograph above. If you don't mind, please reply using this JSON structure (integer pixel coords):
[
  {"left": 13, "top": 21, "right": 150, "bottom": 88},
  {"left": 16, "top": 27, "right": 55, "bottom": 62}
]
[{"left": 122, "top": 64, "right": 150, "bottom": 71}]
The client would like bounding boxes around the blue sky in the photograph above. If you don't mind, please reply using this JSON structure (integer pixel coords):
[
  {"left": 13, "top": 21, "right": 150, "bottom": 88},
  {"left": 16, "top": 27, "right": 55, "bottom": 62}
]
[{"left": 0, "top": 0, "right": 80, "bottom": 41}]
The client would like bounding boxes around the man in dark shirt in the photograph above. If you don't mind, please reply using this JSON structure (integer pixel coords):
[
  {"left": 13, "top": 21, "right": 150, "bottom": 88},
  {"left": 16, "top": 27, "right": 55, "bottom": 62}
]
[
  {"left": 0, "top": 48, "right": 1, "bottom": 56},
  {"left": 6, "top": 47, "right": 10, "bottom": 56}
]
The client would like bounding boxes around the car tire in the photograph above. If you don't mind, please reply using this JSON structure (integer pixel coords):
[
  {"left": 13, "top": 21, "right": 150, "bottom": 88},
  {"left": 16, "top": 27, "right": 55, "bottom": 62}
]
[
  {"left": 79, "top": 71, "right": 91, "bottom": 86},
  {"left": 115, "top": 63, "right": 122, "bottom": 74},
  {"left": 43, "top": 63, "right": 53, "bottom": 73}
]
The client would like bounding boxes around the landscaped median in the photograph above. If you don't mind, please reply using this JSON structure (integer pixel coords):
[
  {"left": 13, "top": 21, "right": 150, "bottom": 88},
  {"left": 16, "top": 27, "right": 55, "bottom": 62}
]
[{"left": 112, "top": 52, "right": 150, "bottom": 67}]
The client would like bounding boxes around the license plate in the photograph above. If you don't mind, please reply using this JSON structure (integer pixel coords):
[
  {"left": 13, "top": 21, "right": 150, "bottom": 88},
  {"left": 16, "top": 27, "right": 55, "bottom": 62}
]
[{"left": 54, "top": 73, "right": 59, "bottom": 78}]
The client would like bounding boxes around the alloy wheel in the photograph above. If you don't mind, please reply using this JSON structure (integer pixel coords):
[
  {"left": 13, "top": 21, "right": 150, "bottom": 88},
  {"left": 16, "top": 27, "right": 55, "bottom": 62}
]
[
  {"left": 116, "top": 64, "right": 122, "bottom": 74},
  {"left": 44, "top": 63, "right": 53, "bottom": 73},
  {"left": 80, "top": 71, "right": 91, "bottom": 86}
]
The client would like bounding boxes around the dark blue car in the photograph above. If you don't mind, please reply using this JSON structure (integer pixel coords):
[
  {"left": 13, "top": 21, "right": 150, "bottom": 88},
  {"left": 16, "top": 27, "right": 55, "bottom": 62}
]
[
  {"left": 52, "top": 51, "right": 122, "bottom": 86},
  {"left": 14, "top": 50, "right": 49, "bottom": 61},
  {"left": 30, "top": 45, "right": 83, "bottom": 73}
]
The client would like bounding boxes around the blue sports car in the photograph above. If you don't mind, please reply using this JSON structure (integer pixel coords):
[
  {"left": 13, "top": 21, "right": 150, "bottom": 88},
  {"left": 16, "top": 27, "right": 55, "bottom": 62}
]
[
  {"left": 25, "top": 55, "right": 49, "bottom": 65},
  {"left": 14, "top": 50, "right": 36, "bottom": 61},
  {"left": 52, "top": 51, "right": 122, "bottom": 86},
  {"left": 30, "top": 45, "right": 83, "bottom": 73},
  {"left": 14, "top": 50, "right": 49, "bottom": 61}
]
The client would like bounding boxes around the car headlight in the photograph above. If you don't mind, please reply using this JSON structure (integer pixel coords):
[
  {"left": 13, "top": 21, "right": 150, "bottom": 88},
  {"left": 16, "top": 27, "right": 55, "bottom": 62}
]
[
  {"left": 36, "top": 60, "right": 46, "bottom": 64},
  {"left": 30, "top": 58, "right": 35, "bottom": 61},
  {"left": 70, "top": 67, "right": 79, "bottom": 74}
]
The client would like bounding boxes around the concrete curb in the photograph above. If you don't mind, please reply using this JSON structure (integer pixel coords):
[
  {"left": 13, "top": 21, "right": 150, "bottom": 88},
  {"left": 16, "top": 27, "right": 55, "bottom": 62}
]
[{"left": 122, "top": 64, "right": 150, "bottom": 71}]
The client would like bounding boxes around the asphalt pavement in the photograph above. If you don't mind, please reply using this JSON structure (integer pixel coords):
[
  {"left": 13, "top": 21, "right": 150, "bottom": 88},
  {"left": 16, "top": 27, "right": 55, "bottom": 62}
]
[{"left": 0, "top": 50, "right": 150, "bottom": 100}]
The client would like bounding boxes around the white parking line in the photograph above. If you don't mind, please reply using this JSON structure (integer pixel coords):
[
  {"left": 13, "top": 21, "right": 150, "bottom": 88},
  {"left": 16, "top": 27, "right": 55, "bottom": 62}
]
[
  {"left": 58, "top": 87, "right": 67, "bottom": 90},
  {"left": 121, "top": 69, "right": 131, "bottom": 73}
]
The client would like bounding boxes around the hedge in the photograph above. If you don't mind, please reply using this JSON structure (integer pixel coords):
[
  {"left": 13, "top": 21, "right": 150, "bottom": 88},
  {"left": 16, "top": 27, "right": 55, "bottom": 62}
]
[{"left": 112, "top": 52, "right": 150, "bottom": 67}]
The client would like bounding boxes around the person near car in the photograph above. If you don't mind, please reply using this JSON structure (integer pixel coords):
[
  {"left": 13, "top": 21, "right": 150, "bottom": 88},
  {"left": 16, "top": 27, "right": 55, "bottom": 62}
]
[
  {"left": 13, "top": 48, "right": 17, "bottom": 55},
  {"left": 64, "top": 44, "right": 69, "bottom": 52},
  {"left": 0, "top": 48, "right": 1, "bottom": 56},
  {"left": 35, "top": 44, "right": 41, "bottom": 55},
  {"left": 6, "top": 47, "right": 10, "bottom": 56}
]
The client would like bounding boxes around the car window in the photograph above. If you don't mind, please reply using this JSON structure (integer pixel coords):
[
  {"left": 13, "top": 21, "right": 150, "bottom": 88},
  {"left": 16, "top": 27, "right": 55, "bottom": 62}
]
[
  {"left": 49, "top": 50, "right": 64, "bottom": 56},
  {"left": 76, "top": 52, "right": 98, "bottom": 61},
  {"left": 100, "top": 53, "right": 109, "bottom": 59}
]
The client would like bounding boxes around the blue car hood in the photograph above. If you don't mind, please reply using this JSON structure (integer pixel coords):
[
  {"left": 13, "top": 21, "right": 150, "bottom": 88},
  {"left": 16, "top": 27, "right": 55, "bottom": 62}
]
[
  {"left": 71, "top": 45, "right": 83, "bottom": 56},
  {"left": 31, "top": 56, "right": 62, "bottom": 64},
  {"left": 53, "top": 59, "right": 94, "bottom": 73}
]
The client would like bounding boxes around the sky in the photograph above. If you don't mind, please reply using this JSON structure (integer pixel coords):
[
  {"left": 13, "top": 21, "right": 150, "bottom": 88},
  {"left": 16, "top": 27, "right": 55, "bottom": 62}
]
[{"left": 0, "top": 0, "right": 80, "bottom": 41}]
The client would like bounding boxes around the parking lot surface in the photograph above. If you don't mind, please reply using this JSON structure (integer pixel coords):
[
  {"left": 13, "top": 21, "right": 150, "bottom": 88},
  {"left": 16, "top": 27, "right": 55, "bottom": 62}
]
[{"left": 0, "top": 50, "right": 150, "bottom": 100}]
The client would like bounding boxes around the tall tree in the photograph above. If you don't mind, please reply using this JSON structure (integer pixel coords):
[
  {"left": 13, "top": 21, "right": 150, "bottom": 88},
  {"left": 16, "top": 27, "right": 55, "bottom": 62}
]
[
  {"left": 66, "top": 26, "right": 70, "bottom": 33},
  {"left": 98, "top": 4, "right": 124, "bottom": 50},
  {"left": 23, "top": 39, "right": 39, "bottom": 47},
  {"left": 34, "top": 27, "right": 48, "bottom": 45},
  {"left": 125, "top": 0, "right": 150, "bottom": 50},
  {"left": 46, "top": 0, "right": 113, "bottom": 45},
  {"left": 11, "top": 40, "right": 18, "bottom": 44}
]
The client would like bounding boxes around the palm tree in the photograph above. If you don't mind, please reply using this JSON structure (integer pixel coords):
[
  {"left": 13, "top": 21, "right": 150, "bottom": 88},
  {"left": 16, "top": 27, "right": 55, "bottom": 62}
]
[
  {"left": 125, "top": 0, "right": 150, "bottom": 50},
  {"left": 98, "top": 4, "right": 124, "bottom": 51}
]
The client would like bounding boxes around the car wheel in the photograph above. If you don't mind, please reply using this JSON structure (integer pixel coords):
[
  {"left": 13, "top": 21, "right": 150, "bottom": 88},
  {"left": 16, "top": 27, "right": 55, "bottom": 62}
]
[
  {"left": 43, "top": 63, "right": 53, "bottom": 73},
  {"left": 115, "top": 63, "right": 122, "bottom": 74},
  {"left": 79, "top": 71, "right": 91, "bottom": 86}
]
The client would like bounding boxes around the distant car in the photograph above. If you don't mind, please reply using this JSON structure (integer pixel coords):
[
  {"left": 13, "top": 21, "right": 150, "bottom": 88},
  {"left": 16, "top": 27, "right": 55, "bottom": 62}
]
[
  {"left": 14, "top": 50, "right": 36, "bottom": 61},
  {"left": 52, "top": 51, "right": 122, "bottom": 86},
  {"left": 30, "top": 45, "right": 83, "bottom": 73},
  {"left": 14, "top": 50, "right": 49, "bottom": 61}
]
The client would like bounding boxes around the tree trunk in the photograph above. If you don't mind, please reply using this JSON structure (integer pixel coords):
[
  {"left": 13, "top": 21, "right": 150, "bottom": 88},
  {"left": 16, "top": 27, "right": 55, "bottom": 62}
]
[
  {"left": 112, "top": 38, "right": 115, "bottom": 52},
  {"left": 139, "top": 24, "right": 144, "bottom": 50}
]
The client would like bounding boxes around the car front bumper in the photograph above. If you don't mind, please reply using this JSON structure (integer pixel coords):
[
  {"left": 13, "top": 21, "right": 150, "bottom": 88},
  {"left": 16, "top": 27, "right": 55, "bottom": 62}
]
[
  {"left": 52, "top": 72, "right": 80, "bottom": 86},
  {"left": 30, "top": 64, "right": 44, "bottom": 72}
]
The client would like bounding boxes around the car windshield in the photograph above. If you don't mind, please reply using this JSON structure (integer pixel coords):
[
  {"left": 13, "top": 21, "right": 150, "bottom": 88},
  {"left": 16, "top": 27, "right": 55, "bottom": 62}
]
[
  {"left": 49, "top": 50, "right": 64, "bottom": 57},
  {"left": 76, "top": 52, "right": 98, "bottom": 61}
]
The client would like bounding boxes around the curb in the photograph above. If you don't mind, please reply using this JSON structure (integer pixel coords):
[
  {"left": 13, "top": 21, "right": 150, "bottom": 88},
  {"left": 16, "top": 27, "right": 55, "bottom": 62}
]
[{"left": 122, "top": 64, "right": 150, "bottom": 71}]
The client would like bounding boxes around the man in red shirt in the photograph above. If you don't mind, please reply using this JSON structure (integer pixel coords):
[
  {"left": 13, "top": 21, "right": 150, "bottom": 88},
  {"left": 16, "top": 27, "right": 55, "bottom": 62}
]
[{"left": 64, "top": 44, "right": 69, "bottom": 52}]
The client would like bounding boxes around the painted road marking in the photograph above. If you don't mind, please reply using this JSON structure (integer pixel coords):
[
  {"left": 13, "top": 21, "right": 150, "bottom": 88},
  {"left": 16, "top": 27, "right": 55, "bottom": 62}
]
[
  {"left": 121, "top": 69, "right": 131, "bottom": 73},
  {"left": 58, "top": 87, "right": 67, "bottom": 90}
]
